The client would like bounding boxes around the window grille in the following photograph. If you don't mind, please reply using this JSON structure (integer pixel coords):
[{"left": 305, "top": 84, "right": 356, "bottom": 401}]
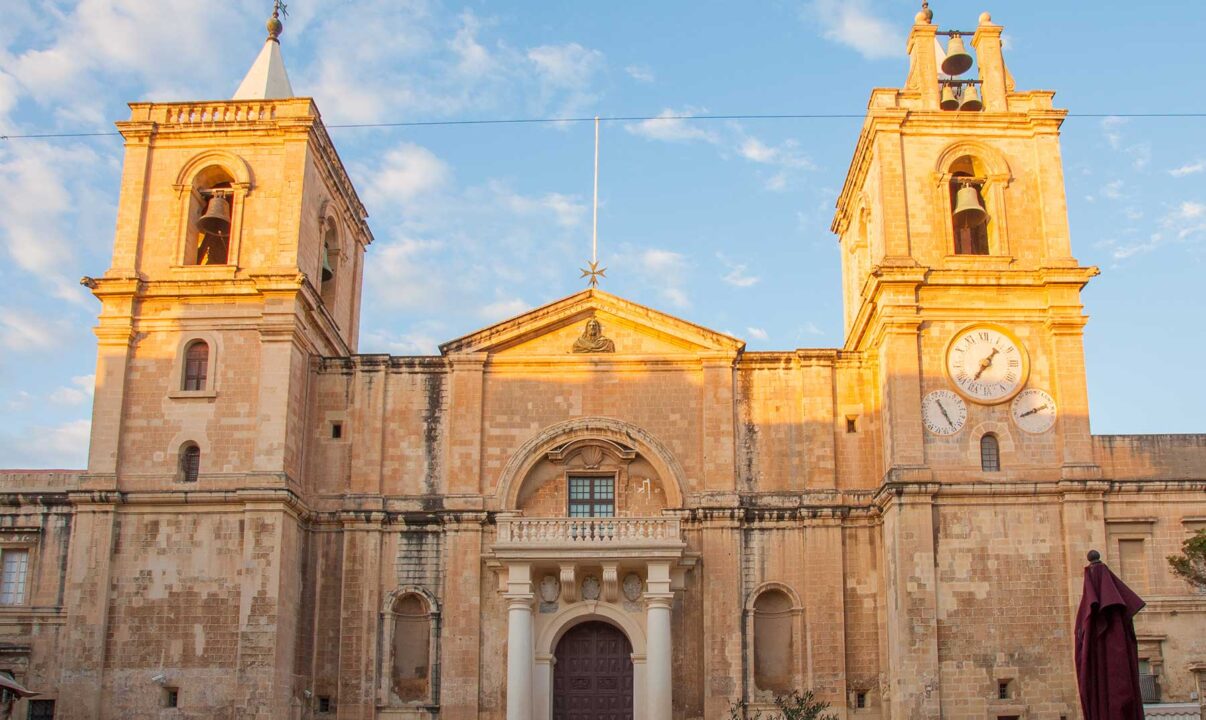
[{"left": 981, "top": 434, "right": 1001, "bottom": 472}]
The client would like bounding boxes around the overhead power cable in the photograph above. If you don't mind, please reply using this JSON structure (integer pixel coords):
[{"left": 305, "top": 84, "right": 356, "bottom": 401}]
[{"left": 2, "top": 111, "right": 1205, "bottom": 141}]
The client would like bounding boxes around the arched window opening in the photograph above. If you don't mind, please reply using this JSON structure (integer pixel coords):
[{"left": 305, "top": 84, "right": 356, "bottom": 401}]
[
  {"left": 187, "top": 168, "right": 236, "bottom": 266},
  {"left": 179, "top": 443, "right": 200, "bottom": 483},
  {"left": 949, "top": 156, "right": 990, "bottom": 255},
  {"left": 320, "top": 218, "right": 339, "bottom": 307},
  {"left": 980, "top": 433, "right": 1001, "bottom": 472},
  {"left": 182, "top": 341, "right": 209, "bottom": 391},
  {"left": 390, "top": 594, "right": 431, "bottom": 703},
  {"left": 753, "top": 589, "right": 795, "bottom": 693}
]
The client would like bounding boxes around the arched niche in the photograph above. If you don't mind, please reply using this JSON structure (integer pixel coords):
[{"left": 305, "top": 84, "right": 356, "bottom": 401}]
[
  {"left": 744, "top": 582, "right": 805, "bottom": 701},
  {"left": 379, "top": 586, "right": 440, "bottom": 708},
  {"left": 495, "top": 417, "right": 686, "bottom": 513},
  {"left": 932, "top": 141, "right": 1013, "bottom": 258}
]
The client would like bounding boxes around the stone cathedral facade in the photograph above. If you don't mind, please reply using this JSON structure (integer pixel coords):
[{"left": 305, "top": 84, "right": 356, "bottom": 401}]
[{"left": 0, "top": 8, "right": 1204, "bottom": 720}]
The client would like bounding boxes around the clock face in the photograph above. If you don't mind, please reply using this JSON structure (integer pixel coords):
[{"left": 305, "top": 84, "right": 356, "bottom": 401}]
[
  {"left": 945, "top": 325, "right": 1029, "bottom": 404},
  {"left": 1011, "top": 389, "right": 1057, "bottom": 434},
  {"left": 922, "top": 389, "right": 968, "bottom": 436}
]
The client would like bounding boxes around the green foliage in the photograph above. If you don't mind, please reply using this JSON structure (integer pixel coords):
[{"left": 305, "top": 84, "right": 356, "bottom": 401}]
[
  {"left": 1167, "top": 528, "right": 1206, "bottom": 591},
  {"left": 728, "top": 690, "right": 840, "bottom": 720}
]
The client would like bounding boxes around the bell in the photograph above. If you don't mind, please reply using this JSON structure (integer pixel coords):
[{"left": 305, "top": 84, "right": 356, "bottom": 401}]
[
  {"left": 941, "top": 33, "right": 974, "bottom": 76},
  {"left": 197, "top": 194, "right": 231, "bottom": 235},
  {"left": 959, "top": 83, "right": 983, "bottom": 111},
  {"left": 321, "top": 243, "right": 334, "bottom": 283},
  {"left": 953, "top": 184, "right": 988, "bottom": 227},
  {"left": 941, "top": 83, "right": 959, "bottom": 111}
]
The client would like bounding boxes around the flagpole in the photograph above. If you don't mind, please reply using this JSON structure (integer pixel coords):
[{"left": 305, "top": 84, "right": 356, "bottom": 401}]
[{"left": 592, "top": 116, "right": 599, "bottom": 265}]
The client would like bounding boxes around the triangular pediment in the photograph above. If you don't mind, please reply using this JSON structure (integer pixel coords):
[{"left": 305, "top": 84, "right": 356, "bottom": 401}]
[{"left": 439, "top": 289, "right": 745, "bottom": 357}]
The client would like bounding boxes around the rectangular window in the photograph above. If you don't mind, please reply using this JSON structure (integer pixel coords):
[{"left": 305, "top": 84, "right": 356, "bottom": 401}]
[
  {"left": 318, "top": 696, "right": 331, "bottom": 713},
  {"left": 0, "top": 550, "right": 29, "bottom": 605},
  {"left": 1118, "top": 539, "right": 1149, "bottom": 592},
  {"left": 164, "top": 688, "right": 179, "bottom": 708},
  {"left": 28, "top": 699, "right": 55, "bottom": 720},
  {"left": 568, "top": 475, "right": 615, "bottom": 518}
]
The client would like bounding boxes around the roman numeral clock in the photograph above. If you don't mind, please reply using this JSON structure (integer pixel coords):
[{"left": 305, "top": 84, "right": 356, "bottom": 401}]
[{"left": 921, "top": 324, "right": 1060, "bottom": 438}]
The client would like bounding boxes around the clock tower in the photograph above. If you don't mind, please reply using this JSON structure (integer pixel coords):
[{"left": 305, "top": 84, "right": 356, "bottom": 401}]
[{"left": 830, "top": 9, "right": 1100, "bottom": 718}]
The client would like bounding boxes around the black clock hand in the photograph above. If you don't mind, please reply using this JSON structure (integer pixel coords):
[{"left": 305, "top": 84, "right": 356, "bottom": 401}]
[
  {"left": 1020, "top": 403, "right": 1049, "bottom": 418},
  {"left": 973, "top": 348, "right": 999, "bottom": 381},
  {"left": 936, "top": 400, "right": 954, "bottom": 426}
]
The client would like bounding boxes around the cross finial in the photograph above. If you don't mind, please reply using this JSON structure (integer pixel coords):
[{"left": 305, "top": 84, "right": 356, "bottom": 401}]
[
  {"left": 267, "top": 1, "right": 288, "bottom": 42},
  {"left": 580, "top": 260, "right": 606, "bottom": 288}
]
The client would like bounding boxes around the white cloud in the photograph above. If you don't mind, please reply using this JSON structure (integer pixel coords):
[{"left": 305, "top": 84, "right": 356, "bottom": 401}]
[
  {"left": 526, "top": 43, "right": 605, "bottom": 118},
  {"left": 450, "top": 11, "right": 496, "bottom": 79},
  {"left": 738, "top": 136, "right": 815, "bottom": 170},
  {"left": 370, "top": 236, "right": 447, "bottom": 309},
  {"left": 1171, "top": 161, "right": 1205, "bottom": 178},
  {"left": 0, "top": 418, "right": 91, "bottom": 469},
  {"left": 800, "top": 321, "right": 824, "bottom": 337},
  {"left": 497, "top": 187, "right": 586, "bottom": 228},
  {"left": 364, "top": 142, "right": 453, "bottom": 207},
  {"left": 0, "top": 311, "right": 61, "bottom": 350},
  {"left": 1101, "top": 116, "right": 1127, "bottom": 150},
  {"left": 746, "top": 327, "right": 768, "bottom": 341},
  {"left": 625, "top": 65, "right": 655, "bottom": 83},
  {"left": 718, "top": 253, "right": 760, "bottom": 288},
  {"left": 50, "top": 375, "right": 95, "bottom": 406},
  {"left": 361, "top": 326, "right": 443, "bottom": 356},
  {"left": 808, "top": 0, "right": 905, "bottom": 60},
  {"left": 480, "top": 297, "right": 529, "bottom": 322},
  {"left": 624, "top": 248, "right": 690, "bottom": 308},
  {"left": 0, "top": 141, "right": 110, "bottom": 303},
  {"left": 625, "top": 108, "right": 718, "bottom": 144},
  {"left": 1101, "top": 180, "right": 1124, "bottom": 200}
]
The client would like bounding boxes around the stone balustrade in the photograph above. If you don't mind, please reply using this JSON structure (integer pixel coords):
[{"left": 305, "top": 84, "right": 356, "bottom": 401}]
[{"left": 496, "top": 516, "right": 680, "bottom": 546}]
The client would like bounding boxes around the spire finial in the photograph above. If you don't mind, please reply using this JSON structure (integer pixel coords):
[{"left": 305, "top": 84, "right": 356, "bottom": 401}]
[
  {"left": 921, "top": 1, "right": 933, "bottom": 23},
  {"left": 267, "top": 1, "right": 287, "bottom": 42}
]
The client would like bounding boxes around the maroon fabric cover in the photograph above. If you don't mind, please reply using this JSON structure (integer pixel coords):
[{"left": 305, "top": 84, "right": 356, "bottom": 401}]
[{"left": 1075, "top": 561, "right": 1146, "bottom": 720}]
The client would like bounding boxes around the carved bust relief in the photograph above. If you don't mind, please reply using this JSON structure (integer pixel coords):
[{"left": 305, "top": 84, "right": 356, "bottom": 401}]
[{"left": 572, "top": 318, "right": 615, "bottom": 353}]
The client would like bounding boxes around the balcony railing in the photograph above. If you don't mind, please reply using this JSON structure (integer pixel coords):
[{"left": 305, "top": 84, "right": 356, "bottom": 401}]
[
  {"left": 1139, "top": 674, "right": 1160, "bottom": 704},
  {"left": 495, "top": 516, "right": 681, "bottom": 546}
]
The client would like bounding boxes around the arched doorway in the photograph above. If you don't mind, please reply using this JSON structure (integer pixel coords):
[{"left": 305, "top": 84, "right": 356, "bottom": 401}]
[{"left": 553, "top": 621, "right": 634, "bottom": 720}]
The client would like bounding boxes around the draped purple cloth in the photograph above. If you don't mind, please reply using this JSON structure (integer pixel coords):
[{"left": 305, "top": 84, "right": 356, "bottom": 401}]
[{"left": 1075, "top": 561, "right": 1146, "bottom": 720}]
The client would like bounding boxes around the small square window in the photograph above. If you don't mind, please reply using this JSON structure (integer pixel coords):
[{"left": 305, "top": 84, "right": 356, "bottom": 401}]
[
  {"left": 856, "top": 691, "right": 867, "bottom": 708},
  {"left": 28, "top": 699, "right": 55, "bottom": 720},
  {"left": 331, "top": 422, "right": 343, "bottom": 440},
  {"left": 318, "top": 696, "right": 331, "bottom": 713},
  {"left": 164, "top": 687, "right": 179, "bottom": 708},
  {"left": 998, "top": 680, "right": 1012, "bottom": 699},
  {"left": 846, "top": 416, "right": 858, "bottom": 433}
]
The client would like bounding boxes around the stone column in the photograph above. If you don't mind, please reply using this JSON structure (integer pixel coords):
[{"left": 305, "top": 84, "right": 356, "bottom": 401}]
[
  {"left": 632, "top": 654, "right": 648, "bottom": 720},
  {"left": 505, "top": 563, "right": 534, "bottom": 720},
  {"left": 646, "top": 561, "right": 674, "bottom": 720},
  {"left": 533, "top": 654, "right": 555, "bottom": 720}
]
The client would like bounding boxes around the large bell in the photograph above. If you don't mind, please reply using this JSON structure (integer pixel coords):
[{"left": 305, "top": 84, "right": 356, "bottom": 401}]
[
  {"left": 197, "top": 194, "right": 232, "bottom": 235},
  {"left": 959, "top": 83, "right": 983, "bottom": 111},
  {"left": 952, "top": 184, "right": 988, "bottom": 227},
  {"left": 941, "top": 33, "right": 974, "bottom": 76},
  {"left": 940, "top": 83, "right": 960, "bottom": 111},
  {"left": 321, "top": 243, "right": 334, "bottom": 283}
]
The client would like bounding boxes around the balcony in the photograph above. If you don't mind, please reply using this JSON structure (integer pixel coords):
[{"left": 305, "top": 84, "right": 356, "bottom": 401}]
[
  {"left": 492, "top": 516, "right": 685, "bottom": 562},
  {"left": 1139, "top": 674, "right": 1160, "bottom": 704}
]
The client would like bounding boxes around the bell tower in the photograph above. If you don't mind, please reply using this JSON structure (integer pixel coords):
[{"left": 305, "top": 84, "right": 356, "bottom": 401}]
[
  {"left": 831, "top": 7, "right": 1099, "bottom": 719},
  {"left": 84, "top": 7, "right": 372, "bottom": 485}
]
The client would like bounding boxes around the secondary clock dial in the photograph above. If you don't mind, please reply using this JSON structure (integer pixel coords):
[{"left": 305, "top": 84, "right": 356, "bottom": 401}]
[
  {"left": 945, "top": 325, "right": 1029, "bottom": 404},
  {"left": 922, "top": 389, "right": 968, "bottom": 435},
  {"left": 1011, "top": 389, "right": 1057, "bottom": 434}
]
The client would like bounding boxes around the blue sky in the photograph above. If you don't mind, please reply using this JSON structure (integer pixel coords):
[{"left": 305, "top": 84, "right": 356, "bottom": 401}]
[{"left": 1, "top": 0, "right": 1204, "bottom": 468}]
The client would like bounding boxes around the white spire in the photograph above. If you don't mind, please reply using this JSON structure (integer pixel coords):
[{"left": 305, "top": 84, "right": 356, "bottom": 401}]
[{"left": 233, "top": 5, "right": 294, "bottom": 100}]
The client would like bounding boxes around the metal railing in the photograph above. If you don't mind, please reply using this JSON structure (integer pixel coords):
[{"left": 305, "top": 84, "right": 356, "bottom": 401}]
[{"left": 1139, "top": 674, "right": 1160, "bottom": 704}]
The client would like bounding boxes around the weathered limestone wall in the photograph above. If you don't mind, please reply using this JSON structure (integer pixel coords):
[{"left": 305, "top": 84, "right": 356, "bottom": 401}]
[{"left": 1094, "top": 434, "right": 1206, "bottom": 480}]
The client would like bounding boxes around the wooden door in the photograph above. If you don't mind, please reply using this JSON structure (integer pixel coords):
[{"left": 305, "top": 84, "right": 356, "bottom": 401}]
[{"left": 553, "top": 621, "right": 634, "bottom": 720}]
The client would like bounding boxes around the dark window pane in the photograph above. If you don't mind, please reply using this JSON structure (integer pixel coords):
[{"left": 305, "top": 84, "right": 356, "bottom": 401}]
[
  {"left": 28, "top": 700, "right": 55, "bottom": 720},
  {"left": 181, "top": 445, "right": 201, "bottom": 483},
  {"left": 981, "top": 434, "right": 1000, "bottom": 472},
  {"left": 183, "top": 341, "right": 209, "bottom": 391}
]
